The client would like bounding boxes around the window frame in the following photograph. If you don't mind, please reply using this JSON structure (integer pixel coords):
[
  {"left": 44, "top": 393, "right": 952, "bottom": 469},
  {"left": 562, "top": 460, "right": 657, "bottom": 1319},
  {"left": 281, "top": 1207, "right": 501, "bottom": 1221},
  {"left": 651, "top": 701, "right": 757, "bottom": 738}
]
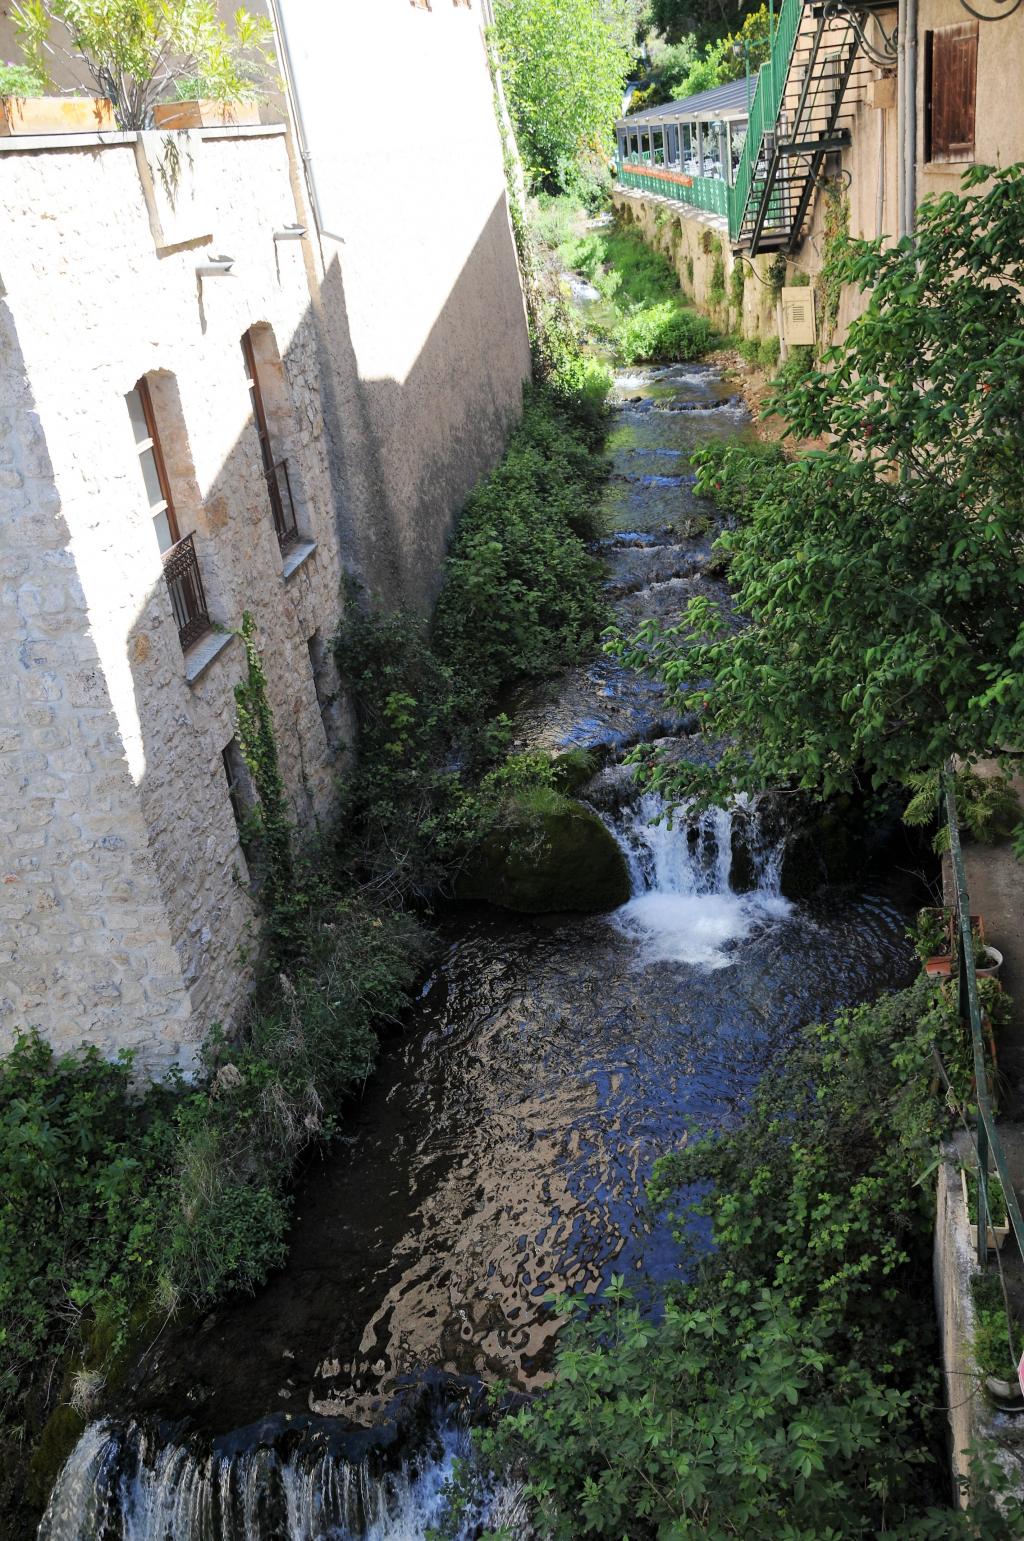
[
  {"left": 924, "top": 21, "right": 978, "bottom": 166},
  {"left": 241, "top": 328, "right": 300, "bottom": 553},
  {"left": 128, "top": 377, "right": 181, "bottom": 550}
]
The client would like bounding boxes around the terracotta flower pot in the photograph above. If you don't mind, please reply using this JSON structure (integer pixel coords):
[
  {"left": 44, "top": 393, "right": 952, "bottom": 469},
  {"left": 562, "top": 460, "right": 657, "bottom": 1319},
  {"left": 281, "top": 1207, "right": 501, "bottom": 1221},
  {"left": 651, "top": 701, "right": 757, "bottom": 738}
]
[
  {"left": 152, "top": 99, "right": 261, "bottom": 130},
  {"left": 0, "top": 96, "right": 114, "bottom": 136}
]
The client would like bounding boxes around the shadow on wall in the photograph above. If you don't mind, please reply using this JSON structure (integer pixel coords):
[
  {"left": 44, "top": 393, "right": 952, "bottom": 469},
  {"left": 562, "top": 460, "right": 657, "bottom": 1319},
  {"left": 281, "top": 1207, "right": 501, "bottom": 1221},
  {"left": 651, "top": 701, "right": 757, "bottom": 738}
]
[
  {"left": 0, "top": 297, "right": 196, "bottom": 1068},
  {"left": 4, "top": 181, "right": 530, "bottom": 1060},
  {"left": 315, "top": 191, "right": 532, "bottom": 614}
]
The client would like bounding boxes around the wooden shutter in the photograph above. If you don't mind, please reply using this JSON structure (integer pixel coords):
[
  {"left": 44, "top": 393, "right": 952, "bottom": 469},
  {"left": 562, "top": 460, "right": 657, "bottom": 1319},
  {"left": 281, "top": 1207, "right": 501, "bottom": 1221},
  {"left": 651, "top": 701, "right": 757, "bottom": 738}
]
[{"left": 926, "top": 22, "right": 978, "bottom": 164}]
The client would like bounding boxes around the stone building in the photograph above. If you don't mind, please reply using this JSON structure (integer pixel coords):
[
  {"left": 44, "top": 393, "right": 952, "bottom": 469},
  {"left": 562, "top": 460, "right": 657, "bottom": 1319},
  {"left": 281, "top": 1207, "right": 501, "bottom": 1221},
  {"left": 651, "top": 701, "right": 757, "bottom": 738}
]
[{"left": 0, "top": 0, "right": 530, "bottom": 1073}]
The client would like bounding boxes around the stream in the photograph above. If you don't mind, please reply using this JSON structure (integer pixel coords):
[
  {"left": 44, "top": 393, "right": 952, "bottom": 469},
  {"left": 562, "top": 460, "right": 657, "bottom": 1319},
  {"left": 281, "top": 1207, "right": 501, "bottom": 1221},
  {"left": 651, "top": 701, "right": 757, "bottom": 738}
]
[{"left": 39, "top": 358, "right": 919, "bottom": 1539}]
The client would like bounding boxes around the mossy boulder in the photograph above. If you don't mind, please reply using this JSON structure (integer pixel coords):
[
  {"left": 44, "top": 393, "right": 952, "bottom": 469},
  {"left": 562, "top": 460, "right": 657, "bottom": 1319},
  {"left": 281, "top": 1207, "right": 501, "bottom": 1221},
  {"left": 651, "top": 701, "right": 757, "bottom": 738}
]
[
  {"left": 26, "top": 1404, "right": 85, "bottom": 1509},
  {"left": 459, "top": 789, "right": 630, "bottom": 913}
]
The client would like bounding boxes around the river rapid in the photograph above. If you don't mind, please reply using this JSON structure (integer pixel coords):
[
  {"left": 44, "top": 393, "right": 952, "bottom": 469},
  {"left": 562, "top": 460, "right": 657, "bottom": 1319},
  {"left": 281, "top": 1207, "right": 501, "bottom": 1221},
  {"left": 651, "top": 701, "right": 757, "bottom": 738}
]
[{"left": 40, "top": 358, "right": 919, "bottom": 1540}]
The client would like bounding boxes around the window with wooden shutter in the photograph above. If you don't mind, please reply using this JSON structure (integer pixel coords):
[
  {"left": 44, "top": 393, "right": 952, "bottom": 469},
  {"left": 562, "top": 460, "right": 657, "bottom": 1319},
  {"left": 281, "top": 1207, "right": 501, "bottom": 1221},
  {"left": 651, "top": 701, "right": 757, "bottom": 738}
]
[{"left": 925, "top": 22, "right": 978, "bottom": 164}]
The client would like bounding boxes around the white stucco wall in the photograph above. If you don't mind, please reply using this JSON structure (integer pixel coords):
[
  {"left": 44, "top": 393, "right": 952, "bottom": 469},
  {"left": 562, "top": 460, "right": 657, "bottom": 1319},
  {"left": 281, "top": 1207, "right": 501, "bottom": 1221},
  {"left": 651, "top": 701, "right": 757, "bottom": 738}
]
[{"left": 277, "top": 0, "right": 532, "bottom": 610}]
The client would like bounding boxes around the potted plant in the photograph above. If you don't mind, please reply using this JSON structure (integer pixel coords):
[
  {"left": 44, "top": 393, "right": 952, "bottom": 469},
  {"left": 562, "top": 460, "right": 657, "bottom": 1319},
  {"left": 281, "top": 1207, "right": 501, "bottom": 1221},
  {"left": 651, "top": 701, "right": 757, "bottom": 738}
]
[
  {"left": 152, "top": 76, "right": 261, "bottom": 130},
  {"left": 961, "top": 1164, "right": 1011, "bottom": 1252},
  {"left": 0, "top": 57, "right": 113, "bottom": 134},
  {"left": 908, "top": 906, "right": 952, "bottom": 979},
  {"left": 973, "top": 926, "right": 1003, "bottom": 979},
  {"left": 971, "top": 1273, "right": 1024, "bottom": 1411},
  {"left": 10, "top": 0, "right": 274, "bottom": 132}
]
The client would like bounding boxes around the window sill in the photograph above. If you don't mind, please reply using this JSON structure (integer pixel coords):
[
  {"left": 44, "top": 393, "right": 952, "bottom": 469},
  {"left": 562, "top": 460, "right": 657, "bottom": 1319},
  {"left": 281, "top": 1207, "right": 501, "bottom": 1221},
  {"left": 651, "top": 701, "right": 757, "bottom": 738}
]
[
  {"left": 184, "top": 628, "right": 236, "bottom": 685},
  {"left": 282, "top": 539, "right": 317, "bottom": 580}
]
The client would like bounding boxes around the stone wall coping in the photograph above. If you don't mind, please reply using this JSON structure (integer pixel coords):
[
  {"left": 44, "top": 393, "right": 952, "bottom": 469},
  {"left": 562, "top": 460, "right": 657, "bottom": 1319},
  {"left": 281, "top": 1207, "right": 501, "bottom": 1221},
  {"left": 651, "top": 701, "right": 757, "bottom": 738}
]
[
  {"left": 281, "top": 539, "right": 318, "bottom": 581},
  {"left": 0, "top": 122, "right": 286, "bottom": 155},
  {"left": 184, "top": 627, "right": 238, "bottom": 686}
]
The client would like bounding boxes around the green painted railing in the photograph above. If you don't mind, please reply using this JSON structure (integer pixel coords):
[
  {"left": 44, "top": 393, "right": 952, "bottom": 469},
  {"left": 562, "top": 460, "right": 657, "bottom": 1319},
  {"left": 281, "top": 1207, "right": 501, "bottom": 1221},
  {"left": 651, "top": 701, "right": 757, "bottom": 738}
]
[
  {"left": 944, "top": 771, "right": 1024, "bottom": 1269},
  {"left": 727, "top": 0, "right": 802, "bottom": 239},
  {"left": 618, "top": 161, "right": 728, "bottom": 218}
]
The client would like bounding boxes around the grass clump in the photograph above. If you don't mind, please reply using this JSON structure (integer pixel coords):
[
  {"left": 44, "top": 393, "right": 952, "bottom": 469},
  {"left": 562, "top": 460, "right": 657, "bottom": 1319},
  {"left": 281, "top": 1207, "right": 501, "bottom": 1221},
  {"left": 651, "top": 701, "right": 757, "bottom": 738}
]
[{"left": 736, "top": 334, "right": 780, "bottom": 370}]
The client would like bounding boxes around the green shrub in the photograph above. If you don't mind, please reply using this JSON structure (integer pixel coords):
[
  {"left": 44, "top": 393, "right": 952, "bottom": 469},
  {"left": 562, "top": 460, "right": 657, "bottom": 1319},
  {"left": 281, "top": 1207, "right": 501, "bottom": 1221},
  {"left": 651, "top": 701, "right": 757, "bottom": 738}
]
[
  {"left": 0, "top": 62, "right": 45, "bottom": 95},
  {"left": 691, "top": 437, "right": 788, "bottom": 520},
  {"left": 433, "top": 385, "right": 609, "bottom": 703},
  {"left": 903, "top": 765, "right": 1021, "bottom": 851},
  {"left": 613, "top": 301, "right": 715, "bottom": 363},
  {"left": 729, "top": 258, "right": 745, "bottom": 312},
  {"left": 972, "top": 1273, "right": 1019, "bottom": 1381}
]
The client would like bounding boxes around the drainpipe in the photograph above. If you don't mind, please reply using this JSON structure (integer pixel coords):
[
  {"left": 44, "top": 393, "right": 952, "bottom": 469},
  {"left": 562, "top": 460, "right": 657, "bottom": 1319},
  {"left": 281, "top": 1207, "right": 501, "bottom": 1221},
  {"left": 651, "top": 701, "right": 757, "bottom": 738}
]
[
  {"left": 266, "top": 0, "right": 326, "bottom": 241},
  {"left": 896, "top": 0, "right": 907, "bottom": 238},
  {"left": 876, "top": 105, "right": 885, "bottom": 240},
  {"left": 905, "top": 0, "right": 918, "bottom": 237}
]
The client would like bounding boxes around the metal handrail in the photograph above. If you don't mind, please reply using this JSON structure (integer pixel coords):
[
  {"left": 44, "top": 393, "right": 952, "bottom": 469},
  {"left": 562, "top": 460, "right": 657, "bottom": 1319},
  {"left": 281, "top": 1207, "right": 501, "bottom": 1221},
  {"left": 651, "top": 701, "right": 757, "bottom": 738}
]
[
  {"left": 617, "top": 159, "right": 729, "bottom": 218},
  {"left": 944, "top": 771, "right": 1024, "bottom": 1267},
  {"left": 728, "top": 0, "right": 802, "bottom": 239}
]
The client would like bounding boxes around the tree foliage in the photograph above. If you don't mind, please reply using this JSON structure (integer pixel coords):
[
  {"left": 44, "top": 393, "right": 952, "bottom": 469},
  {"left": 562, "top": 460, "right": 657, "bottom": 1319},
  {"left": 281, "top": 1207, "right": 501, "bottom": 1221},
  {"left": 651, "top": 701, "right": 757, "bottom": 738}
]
[
  {"left": 636, "top": 4, "right": 771, "bottom": 109},
  {"left": 12, "top": 0, "right": 274, "bottom": 129},
  {"left": 483, "top": 984, "right": 1024, "bottom": 1536},
  {"left": 649, "top": 0, "right": 763, "bottom": 47},
  {"left": 610, "top": 166, "right": 1024, "bottom": 831},
  {"left": 492, "top": 0, "right": 635, "bottom": 190}
]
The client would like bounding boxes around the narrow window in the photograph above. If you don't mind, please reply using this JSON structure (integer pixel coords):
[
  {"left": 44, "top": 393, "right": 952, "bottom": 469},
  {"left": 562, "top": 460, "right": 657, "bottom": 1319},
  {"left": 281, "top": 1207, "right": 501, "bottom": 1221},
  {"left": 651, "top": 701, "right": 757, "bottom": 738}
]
[
  {"left": 126, "top": 379, "right": 178, "bottom": 553},
  {"left": 126, "top": 378, "right": 211, "bottom": 651},
  {"left": 222, "top": 738, "right": 256, "bottom": 864},
  {"left": 241, "top": 329, "right": 300, "bottom": 552},
  {"left": 308, "top": 630, "right": 343, "bottom": 750},
  {"left": 925, "top": 22, "right": 977, "bottom": 164}
]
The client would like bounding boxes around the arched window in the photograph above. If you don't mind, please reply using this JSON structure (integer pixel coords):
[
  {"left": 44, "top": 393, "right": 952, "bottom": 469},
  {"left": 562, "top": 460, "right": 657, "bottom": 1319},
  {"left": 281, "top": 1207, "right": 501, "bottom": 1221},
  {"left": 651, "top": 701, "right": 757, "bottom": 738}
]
[{"left": 126, "top": 376, "right": 211, "bottom": 651}]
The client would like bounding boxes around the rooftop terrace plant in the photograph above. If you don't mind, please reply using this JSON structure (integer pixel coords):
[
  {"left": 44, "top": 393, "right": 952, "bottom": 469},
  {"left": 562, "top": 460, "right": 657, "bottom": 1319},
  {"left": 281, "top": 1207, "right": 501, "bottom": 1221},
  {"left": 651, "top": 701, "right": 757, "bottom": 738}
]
[{"left": 11, "top": 0, "right": 274, "bottom": 129}]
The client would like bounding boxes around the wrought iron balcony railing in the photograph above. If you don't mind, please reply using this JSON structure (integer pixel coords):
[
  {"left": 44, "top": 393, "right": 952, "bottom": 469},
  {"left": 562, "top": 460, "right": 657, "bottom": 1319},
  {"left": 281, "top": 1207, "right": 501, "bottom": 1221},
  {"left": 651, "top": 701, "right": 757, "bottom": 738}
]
[
  {"left": 266, "top": 456, "right": 299, "bottom": 552},
  {"left": 162, "top": 531, "right": 212, "bottom": 651}
]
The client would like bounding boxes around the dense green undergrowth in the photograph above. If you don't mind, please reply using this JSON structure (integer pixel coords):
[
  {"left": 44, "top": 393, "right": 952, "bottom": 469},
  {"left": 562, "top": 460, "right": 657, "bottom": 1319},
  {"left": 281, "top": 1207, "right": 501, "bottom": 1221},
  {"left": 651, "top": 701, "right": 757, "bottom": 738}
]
[
  {"left": 477, "top": 981, "right": 1023, "bottom": 1537},
  {"left": 536, "top": 196, "right": 716, "bottom": 365},
  {"left": 1, "top": 341, "right": 613, "bottom": 1522}
]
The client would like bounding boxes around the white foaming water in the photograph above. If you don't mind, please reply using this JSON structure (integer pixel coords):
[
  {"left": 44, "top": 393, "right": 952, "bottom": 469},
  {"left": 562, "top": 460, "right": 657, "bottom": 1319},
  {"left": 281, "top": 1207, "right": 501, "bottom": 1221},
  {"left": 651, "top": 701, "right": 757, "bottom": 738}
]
[
  {"left": 39, "top": 1418, "right": 530, "bottom": 1541},
  {"left": 608, "top": 793, "right": 791, "bottom": 968}
]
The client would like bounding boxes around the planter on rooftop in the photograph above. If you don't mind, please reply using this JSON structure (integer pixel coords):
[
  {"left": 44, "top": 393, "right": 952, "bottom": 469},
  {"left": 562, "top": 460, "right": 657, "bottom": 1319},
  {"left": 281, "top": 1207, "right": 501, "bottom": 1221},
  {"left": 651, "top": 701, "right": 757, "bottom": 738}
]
[
  {"left": 0, "top": 96, "right": 114, "bottom": 136},
  {"left": 152, "top": 99, "right": 260, "bottom": 130}
]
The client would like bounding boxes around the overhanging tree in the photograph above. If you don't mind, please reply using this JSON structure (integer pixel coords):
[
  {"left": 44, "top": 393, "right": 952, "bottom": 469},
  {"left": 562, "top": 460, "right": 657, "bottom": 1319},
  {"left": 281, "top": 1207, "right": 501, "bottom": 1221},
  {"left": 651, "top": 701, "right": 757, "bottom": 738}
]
[
  {"left": 610, "top": 165, "right": 1024, "bottom": 829},
  {"left": 649, "top": 0, "right": 763, "bottom": 47},
  {"left": 12, "top": 0, "right": 274, "bottom": 130},
  {"left": 491, "top": 0, "right": 636, "bottom": 191}
]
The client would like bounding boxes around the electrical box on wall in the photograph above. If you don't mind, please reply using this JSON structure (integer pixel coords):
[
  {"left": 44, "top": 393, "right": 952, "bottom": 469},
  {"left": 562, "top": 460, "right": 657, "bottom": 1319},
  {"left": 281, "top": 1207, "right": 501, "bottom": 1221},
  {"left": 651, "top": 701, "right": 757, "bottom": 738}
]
[
  {"left": 781, "top": 286, "right": 816, "bottom": 347},
  {"left": 867, "top": 75, "right": 897, "bottom": 110}
]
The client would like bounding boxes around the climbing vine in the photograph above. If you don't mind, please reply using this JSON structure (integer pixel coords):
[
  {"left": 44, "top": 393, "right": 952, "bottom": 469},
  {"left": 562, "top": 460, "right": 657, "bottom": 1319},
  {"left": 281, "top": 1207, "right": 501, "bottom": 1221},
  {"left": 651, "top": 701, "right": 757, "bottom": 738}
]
[
  {"left": 817, "top": 177, "right": 850, "bottom": 342},
  {"left": 729, "top": 256, "right": 745, "bottom": 315},
  {"left": 233, "top": 611, "right": 294, "bottom": 922}
]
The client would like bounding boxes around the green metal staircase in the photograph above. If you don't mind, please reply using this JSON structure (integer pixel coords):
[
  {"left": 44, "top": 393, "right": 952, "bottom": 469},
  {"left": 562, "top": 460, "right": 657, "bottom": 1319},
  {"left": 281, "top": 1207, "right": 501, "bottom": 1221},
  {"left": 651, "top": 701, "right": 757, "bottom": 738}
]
[{"left": 728, "top": 0, "right": 873, "bottom": 254}]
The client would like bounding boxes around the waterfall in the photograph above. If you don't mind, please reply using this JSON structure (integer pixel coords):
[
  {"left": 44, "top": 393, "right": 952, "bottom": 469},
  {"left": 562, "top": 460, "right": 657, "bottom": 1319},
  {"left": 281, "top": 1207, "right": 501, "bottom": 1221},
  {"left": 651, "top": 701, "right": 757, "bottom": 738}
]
[
  {"left": 38, "top": 1415, "right": 530, "bottom": 1541},
  {"left": 606, "top": 792, "right": 791, "bottom": 968}
]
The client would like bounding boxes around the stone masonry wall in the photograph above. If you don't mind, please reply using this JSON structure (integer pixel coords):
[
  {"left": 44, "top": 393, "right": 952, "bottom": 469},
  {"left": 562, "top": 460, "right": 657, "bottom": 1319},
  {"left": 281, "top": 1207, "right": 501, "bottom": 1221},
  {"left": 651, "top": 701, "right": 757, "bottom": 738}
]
[{"left": 1, "top": 128, "right": 349, "bottom": 1070}]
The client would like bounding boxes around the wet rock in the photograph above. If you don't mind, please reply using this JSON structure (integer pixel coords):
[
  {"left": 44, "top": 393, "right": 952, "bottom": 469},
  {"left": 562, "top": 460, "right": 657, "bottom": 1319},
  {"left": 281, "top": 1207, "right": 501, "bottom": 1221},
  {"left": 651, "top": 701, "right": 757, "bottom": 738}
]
[
  {"left": 582, "top": 762, "right": 640, "bottom": 814},
  {"left": 458, "top": 792, "right": 631, "bottom": 913},
  {"left": 729, "top": 813, "right": 757, "bottom": 894}
]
